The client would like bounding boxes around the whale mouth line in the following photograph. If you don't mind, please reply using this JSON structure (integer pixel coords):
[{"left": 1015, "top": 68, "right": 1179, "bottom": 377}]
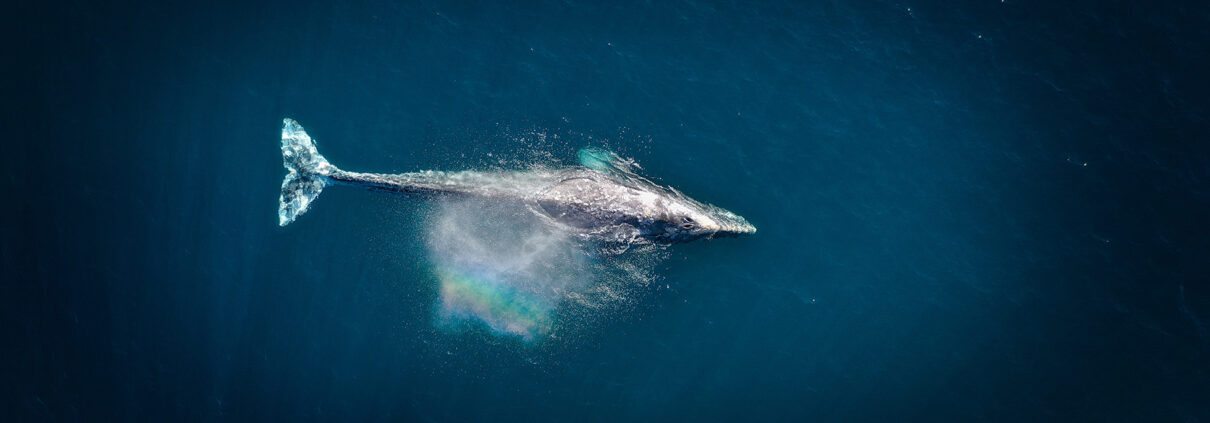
[{"left": 712, "top": 226, "right": 756, "bottom": 239}]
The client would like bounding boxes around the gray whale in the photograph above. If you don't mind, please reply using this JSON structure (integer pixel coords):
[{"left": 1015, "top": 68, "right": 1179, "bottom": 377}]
[{"left": 278, "top": 119, "right": 755, "bottom": 244}]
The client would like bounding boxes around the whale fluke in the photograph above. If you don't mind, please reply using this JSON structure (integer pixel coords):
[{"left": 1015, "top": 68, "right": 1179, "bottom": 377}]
[{"left": 278, "top": 118, "right": 335, "bottom": 226}]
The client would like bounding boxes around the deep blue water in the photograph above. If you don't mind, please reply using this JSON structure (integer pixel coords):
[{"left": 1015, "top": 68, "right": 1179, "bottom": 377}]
[{"left": 6, "top": 0, "right": 1210, "bottom": 421}]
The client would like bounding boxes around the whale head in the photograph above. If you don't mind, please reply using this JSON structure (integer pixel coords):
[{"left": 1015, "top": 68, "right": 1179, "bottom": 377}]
[
  {"left": 656, "top": 197, "right": 757, "bottom": 242},
  {"left": 571, "top": 148, "right": 756, "bottom": 243}
]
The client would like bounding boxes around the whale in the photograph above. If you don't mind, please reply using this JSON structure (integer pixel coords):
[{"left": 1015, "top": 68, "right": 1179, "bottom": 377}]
[{"left": 277, "top": 118, "right": 755, "bottom": 244}]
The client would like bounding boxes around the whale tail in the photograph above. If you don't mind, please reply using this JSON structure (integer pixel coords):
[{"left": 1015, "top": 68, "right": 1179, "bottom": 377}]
[{"left": 278, "top": 118, "right": 336, "bottom": 226}]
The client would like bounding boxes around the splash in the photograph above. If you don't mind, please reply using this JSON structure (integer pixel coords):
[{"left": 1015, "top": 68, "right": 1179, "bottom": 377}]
[{"left": 424, "top": 196, "right": 665, "bottom": 341}]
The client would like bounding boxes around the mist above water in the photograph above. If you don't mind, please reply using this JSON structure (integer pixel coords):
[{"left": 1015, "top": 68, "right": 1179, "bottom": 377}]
[{"left": 423, "top": 196, "right": 666, "bottom": 341}]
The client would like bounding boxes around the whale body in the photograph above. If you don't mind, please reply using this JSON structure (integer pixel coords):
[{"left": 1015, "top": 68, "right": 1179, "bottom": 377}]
[{"left": 277, "top": 118, "right": 755, "bottom": 243}]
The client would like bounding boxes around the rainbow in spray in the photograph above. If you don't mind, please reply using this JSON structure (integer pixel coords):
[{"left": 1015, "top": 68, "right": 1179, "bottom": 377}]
[
  {"left": 435, "top": 266, "right": 554, "bottom": 339},
  {"left": 423, "top": 197, "right": 597, "bottom": 340}
]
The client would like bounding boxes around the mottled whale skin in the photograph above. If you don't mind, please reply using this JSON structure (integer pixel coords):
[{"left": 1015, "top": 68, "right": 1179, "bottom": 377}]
[{"left": 278, "top": 119, "right": 755, "bottom": 244}]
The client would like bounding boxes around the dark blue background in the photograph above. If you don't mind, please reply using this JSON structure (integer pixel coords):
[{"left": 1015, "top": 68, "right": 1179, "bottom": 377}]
[{"left": 5, "top": 0, "right": 1209, "bottom": 421}]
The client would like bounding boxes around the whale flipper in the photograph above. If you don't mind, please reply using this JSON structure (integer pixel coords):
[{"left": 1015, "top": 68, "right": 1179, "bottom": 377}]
[
  {"left": 577, "top": 148, "right": 642, "bottom": 176},
  {"left": 279, "top": 118, "right": 335, "bottom": 226}
]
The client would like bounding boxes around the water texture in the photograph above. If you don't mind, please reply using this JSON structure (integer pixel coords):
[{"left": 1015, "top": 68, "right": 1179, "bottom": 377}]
[{"left": 6, "top": 0, "right": 1210, "bottom": 421}]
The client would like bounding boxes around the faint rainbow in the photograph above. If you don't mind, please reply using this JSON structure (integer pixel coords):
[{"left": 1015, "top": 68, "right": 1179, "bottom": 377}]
[{"left": 435, "top": 267, "right": 553, "bottom": 339}]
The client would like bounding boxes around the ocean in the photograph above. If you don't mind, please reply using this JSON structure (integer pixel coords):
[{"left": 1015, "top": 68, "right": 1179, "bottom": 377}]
[{"left": 6, "top": 0, "right": 1209, "bottom": 421}]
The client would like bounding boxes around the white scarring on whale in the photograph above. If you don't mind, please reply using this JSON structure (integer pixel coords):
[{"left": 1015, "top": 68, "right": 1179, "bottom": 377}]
[{"left": 277, "top": 118, "right": 755, "bottom": 244}]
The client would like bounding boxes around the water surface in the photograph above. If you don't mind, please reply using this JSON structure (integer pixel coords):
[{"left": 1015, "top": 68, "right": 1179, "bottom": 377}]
[{"left": 6, "top": 0, "right": 1210, "bottom": 421}]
